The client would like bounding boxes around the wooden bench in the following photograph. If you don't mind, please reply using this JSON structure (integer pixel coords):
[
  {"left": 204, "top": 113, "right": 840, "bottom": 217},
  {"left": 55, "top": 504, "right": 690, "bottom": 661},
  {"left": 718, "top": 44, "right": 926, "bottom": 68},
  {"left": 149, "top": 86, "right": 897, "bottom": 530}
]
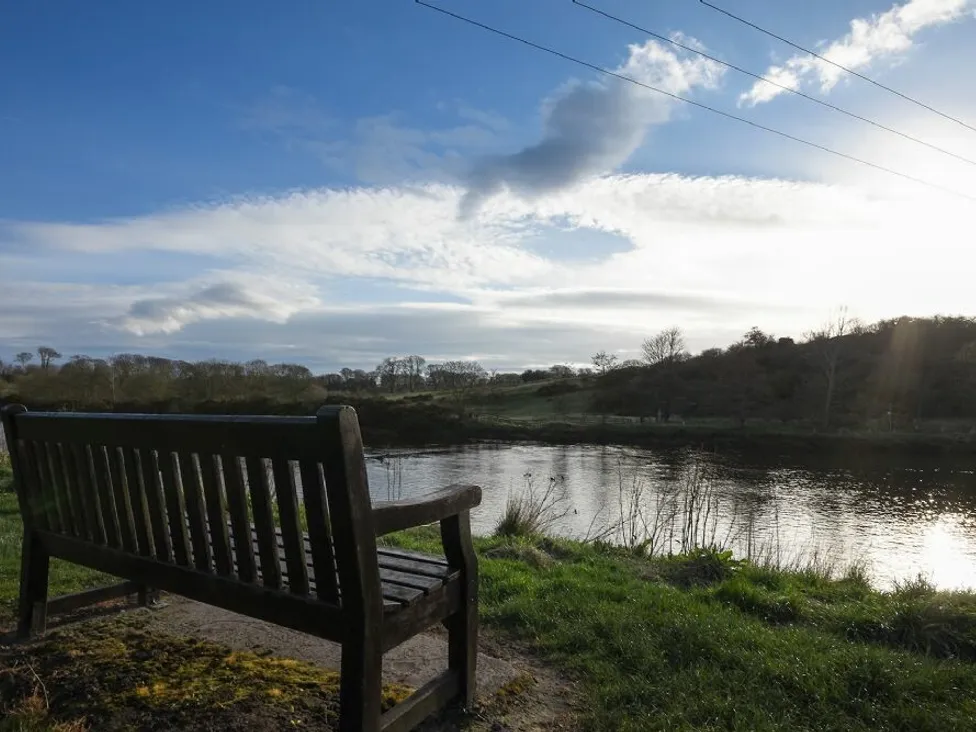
[{"left": 0, "top": 404, "right": 481, "bottom": 732}]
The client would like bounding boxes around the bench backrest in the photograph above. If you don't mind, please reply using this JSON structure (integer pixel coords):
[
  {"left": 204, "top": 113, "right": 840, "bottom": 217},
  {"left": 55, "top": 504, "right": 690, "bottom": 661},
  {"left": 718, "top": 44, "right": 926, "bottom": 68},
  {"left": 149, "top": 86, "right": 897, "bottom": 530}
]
[{"left": 1, "top": 404, "right": 382, "bottom": 614}]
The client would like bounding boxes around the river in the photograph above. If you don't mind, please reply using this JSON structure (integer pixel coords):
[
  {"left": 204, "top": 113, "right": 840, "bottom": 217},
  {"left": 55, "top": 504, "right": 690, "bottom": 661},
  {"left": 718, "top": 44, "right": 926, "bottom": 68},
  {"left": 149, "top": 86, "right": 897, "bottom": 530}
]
[{"left": 363, "top": 442, "right": 976, "bottom": 590}]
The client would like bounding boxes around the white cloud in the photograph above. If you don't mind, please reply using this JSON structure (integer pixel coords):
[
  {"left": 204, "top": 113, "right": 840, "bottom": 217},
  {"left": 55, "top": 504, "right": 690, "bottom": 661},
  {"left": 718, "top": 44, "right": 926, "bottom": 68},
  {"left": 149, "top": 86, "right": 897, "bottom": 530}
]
[
  {"left": 460, "top": 38, "right": 725, "bottom": 216},
  {"left": 3, "top": 170, "right": 974, "bottom": 370},
  {"left": 116, "top": 276, "right": 320, "bottom": 335},
  {"left": 740, "top": 0, "right": 974, "bottom": 106}
]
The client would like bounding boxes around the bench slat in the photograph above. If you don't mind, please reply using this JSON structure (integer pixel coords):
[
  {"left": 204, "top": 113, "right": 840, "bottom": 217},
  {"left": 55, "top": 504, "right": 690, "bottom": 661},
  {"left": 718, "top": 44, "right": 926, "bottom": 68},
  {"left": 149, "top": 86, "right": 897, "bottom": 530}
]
[
  {"left": 178, "top": 452, "right": 213, "bottom": 573},
  {"left": 377, "top": 546, "right": 450, "bottom": 568},
  {"left": 159, "top": 451, "right": 192, "bottom": 567},
  {"left": 299, "top": 460, "right": 339, "bottom": 603},
  {"left": 107, "top": 447, "right": 138, "bottom": 554},
  {"left": 34, "top": 442, "right": 66, "bottom": 534},
  {"left": 272, "top": 457, "right": 309, "bottom": 596},
  {"left": 52, "top": 443, "right": 84, "bottom": 538},
  {"left": 70, "top": 444, "right": 105, "bottom": 544},
  {"left": 201, "top": 454, "right": 233, "bottom": 577},
  {"left": 17, "top": 441, "right": 49, "bottom": 531},
  {"left": 91, "top": 446, "right": 123, "bottom": 550},
  {"left": 140, "top": 448, "right": 174, "bottom": 562},
  {"left": 222, "top": 455, "right": 256, "bottom": 583},
  {"left": 245, "top": 456, "right": 281, "bottom": 590},
  {"left": 376, "top": 552, "right": 453, "bottom": 580},
  {"left": 230, "top": 531, "right": 454, "bottom": 606},
  {"left": 122, "top": 447, "right": 155, "bottom": 558}
]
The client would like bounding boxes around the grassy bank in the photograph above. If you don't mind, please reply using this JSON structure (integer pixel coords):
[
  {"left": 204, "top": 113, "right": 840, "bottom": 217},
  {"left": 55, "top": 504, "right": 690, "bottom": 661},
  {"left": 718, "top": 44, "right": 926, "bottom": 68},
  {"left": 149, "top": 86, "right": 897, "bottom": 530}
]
[
  {"left": 4, "top": 493, "right": 976, "bottom": 730},
  {"left": 390, "top": 530, "right": 976, "bottom": 730}
]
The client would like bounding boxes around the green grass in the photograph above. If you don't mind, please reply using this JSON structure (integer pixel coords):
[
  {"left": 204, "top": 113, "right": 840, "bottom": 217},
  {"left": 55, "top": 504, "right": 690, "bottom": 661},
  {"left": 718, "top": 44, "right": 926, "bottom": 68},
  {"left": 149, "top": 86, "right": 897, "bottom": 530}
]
[
  {"left": 0, "top": 493, "right": 112, "bottom": 624},
  {"left": 382, "top": 530, "right": 976, "bottom": 731}
]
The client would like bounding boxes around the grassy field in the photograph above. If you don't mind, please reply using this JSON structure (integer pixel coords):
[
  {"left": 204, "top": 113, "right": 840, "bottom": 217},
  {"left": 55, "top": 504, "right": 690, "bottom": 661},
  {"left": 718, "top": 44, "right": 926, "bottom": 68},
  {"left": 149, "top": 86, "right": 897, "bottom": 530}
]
[{"left": 4, "top": 484, "right": 976, "bottom": 730}]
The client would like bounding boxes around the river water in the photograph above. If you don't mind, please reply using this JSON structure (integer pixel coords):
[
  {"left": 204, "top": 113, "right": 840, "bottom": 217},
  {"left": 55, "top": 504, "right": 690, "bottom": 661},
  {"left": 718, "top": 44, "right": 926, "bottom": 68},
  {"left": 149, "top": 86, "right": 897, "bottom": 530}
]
[{"left": 363, "top": 442, "right": 976, "bottom": 590}]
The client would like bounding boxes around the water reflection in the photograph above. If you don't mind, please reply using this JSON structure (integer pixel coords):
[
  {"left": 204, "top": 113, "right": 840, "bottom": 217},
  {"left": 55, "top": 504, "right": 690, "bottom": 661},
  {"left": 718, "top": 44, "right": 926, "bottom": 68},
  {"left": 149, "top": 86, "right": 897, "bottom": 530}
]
[{"left": 364, "top": 442, "right": 976, "bottom": 590}]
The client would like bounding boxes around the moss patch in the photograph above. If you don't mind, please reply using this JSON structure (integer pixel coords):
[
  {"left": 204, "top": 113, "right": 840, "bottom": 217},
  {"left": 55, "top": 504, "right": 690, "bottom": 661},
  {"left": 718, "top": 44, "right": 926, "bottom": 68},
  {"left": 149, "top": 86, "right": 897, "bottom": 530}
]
[{"left": 0, "top": 617, "right": 411, "bottom": 731}]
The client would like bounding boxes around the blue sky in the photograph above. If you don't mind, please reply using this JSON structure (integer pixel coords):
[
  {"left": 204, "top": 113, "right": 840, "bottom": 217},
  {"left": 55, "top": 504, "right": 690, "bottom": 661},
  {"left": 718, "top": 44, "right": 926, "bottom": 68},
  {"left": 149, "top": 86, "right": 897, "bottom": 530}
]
[{"left": 2, "top": 0, "right": 975, "bottom": 371}]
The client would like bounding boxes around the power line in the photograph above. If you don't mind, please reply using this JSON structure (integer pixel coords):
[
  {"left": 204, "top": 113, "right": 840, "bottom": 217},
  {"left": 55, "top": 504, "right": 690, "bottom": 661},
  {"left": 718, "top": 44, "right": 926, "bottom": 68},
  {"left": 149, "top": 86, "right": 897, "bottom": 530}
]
[
  {"left": 699, "top": 0, "right": 976, "bottom": 135},
  {"left": 414, "top": 0, "right": 976, "bottom": 203},
  {"left": 573, "top": 0, "right": 976, "bottom": 169}
]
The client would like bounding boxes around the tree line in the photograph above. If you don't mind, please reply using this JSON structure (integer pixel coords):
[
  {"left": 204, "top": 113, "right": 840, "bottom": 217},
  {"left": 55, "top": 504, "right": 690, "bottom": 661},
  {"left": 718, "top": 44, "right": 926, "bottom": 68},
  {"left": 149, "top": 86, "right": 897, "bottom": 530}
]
[
  {"left": 0, "top": 350, "right": 581, "bottom": 410},
  {"left": 3, "top": 313, "right": 975, "bottom": 431},
  {"left": 592, "top": 315, "right": 976, "bottom": 430}
]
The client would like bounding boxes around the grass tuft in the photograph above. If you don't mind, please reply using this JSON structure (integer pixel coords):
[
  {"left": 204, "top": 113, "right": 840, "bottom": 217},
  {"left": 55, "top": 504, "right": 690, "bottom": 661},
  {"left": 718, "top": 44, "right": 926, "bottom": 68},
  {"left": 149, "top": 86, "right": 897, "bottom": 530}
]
[{"left": 494, "top": 473, "right": 569, "bottom": 538}]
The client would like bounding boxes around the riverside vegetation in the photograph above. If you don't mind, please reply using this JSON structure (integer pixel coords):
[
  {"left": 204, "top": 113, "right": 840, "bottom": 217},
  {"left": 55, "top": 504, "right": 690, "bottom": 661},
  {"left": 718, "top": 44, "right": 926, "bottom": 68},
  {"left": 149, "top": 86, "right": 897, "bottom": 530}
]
[
  {"left": 4, "top": 453, "right": 976, "bottom": 730},
  {"left": 4, "top": 314, "right": 976, "bottom": 456}
]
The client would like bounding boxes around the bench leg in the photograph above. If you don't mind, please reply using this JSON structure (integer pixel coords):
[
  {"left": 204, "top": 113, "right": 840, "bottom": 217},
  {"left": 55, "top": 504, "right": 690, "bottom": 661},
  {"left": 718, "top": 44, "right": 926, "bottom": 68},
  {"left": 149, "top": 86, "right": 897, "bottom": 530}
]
[
  {"left": 446, "top": 601, "right": 478, "bottom": 709},
  {"left": 17, "top": 531, "right": 50, "bottom": 639},
  {"left": 442, "top": 511, "right": 478, "bottom": 710},
  {"left": 339, "top": 635, "right": 383, "bottom": 732},
  {"left": 137, "top": 586, "right": 159, "bottom": 607}
]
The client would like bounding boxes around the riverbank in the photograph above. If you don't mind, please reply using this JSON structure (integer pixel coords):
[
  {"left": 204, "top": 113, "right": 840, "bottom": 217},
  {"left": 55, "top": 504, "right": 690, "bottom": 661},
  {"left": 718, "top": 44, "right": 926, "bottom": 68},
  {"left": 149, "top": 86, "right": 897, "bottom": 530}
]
[
  {"left": 3, "top": 492, "right": 976, "bottom": 730},
  {"left": 7, "top": 394, "right": 976, "bottom": 457}
]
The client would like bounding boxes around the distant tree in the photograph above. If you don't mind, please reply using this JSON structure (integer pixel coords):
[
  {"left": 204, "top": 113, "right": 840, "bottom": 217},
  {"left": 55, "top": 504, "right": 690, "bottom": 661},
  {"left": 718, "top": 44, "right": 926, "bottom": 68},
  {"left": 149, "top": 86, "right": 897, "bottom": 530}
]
[
  {"left": 320, "top": 373, "right": 345, "bottom": 389},
  {"left": 591, "top": 351, "right": 619, "bottom": 374},
  {"left": 742, "top": 327, "right": 775, "bottom": 349},
  {"left": 492, "top": 372, "right": 522, "bottom": 387},
  {"left": 641, "top": 327, "right": 687, "bottom": 367},
  {"left": 548, "top": 364, "right": 576, "bottom": 379},
  {"left": 404, "top": 355, "right": 427, "bottom": 391},
  {"left": 641, "top": 327, "right": 688, "bottom": 422},
  {"left": 427, "top": 360, "right": 487, "bottom": 411},
  {"left": 805, "top": 307, "right": 857, "bottom": 430},
  {"left": 14, "top": 352, "right": 33, "bottom": 369},
  {"left": 37, "top": 346, "right": 62, "bottom": 370},
  {"left": 375, "top": 357, "right": 401, "bottom": 393},
  {"left": 520, "top": 369, "right": 549, "bottom": 383}
]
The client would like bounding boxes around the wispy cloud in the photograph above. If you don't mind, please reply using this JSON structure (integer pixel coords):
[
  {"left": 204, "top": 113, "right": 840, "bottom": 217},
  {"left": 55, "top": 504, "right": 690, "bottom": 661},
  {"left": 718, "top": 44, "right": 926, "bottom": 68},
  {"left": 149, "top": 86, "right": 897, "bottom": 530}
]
[
  {"left": 242, "top": 90, "right": 505, "bottom": 184},
  {"left": 459, "top": 38, "right": 725, "bottom": 217},
  {"left": 740, "top": 0, "right": 975, "bottom": 106}
]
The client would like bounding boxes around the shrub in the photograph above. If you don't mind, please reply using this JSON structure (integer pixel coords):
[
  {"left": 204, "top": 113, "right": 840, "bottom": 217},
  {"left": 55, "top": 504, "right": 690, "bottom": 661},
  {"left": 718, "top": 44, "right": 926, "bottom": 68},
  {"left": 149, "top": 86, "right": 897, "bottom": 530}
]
[{"left": 661, "top": 548, "right": 745, "bottom": 588}]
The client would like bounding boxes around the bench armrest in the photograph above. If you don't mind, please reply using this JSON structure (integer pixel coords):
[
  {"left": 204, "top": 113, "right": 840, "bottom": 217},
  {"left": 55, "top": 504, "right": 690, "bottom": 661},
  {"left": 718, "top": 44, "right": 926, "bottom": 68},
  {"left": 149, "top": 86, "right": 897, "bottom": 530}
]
[{"left": 372, "top": 484, "right": 482, "bottom": 537}]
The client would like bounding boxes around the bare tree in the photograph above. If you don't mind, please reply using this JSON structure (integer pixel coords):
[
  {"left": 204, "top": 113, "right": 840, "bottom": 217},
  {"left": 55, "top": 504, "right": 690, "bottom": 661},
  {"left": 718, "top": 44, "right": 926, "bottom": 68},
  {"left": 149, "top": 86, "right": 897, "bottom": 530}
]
[
  {"left": 805, "top": 307, "right": 860, "bottom": 430},
  {"left": 14, "top": 352, "right": 33, "bottom": 369},
  {"left": 641, "top": 327, "right": 688, "bottom": 422},
  {"left": 404, "top": 355, "right": 426, "bottom": 392},
  {"left": 591, "top": 351, "right": 619, "bottom": 374},
  {"left": 641, "top": 327, "right": 687, "bottom": 366},
  {"left": 37, "top": 346, "right": 62, "bottom": 370}
]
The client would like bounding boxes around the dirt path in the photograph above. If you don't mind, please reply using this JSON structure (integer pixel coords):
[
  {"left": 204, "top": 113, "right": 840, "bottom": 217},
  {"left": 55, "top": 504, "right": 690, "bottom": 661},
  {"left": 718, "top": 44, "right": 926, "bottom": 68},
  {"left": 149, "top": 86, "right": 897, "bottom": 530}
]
[
  {"left": 2, "top": 594, "right": 579, "bottom": 730},
  {"left": 140, "top": 595, "right": 578, "bottom": 730}
]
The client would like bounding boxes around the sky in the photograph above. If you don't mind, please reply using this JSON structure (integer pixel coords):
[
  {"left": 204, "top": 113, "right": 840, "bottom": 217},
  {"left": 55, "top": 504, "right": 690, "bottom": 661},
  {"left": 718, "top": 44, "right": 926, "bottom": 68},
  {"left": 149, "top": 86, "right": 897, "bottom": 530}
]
[{"left": 1, "top": 0, "right": 975, "bottom": 372}]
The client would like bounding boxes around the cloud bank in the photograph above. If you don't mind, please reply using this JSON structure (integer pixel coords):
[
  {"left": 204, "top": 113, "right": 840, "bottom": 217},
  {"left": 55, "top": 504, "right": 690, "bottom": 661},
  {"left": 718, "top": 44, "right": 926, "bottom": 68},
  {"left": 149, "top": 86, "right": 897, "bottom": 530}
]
[{"left": 2, "top": 171, "right": 972, "bottom": 370}]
